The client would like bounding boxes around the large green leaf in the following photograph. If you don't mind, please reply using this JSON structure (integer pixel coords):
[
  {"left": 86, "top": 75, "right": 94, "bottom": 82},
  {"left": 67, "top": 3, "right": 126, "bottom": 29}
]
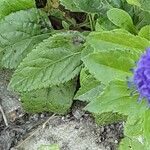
[
  {"left": 85, "top": 31, "right": 150, "bottom": 53},
  {"left": 0, "top": 0, "right": 35, "bottom": 19},
  {"left": 82, "top": 49, "right": 139, "bottom": 84},
  {"left": 85, "top": 80, "right": 147, "bottom": 116},
  {"left": 107, "top": 8, "right": 136, "bottom": 33},
  {"left": 0, "top": 8, "right": 52, "bottom": 69},
  {"left": 75, "top": 68, "right": 103, "bottom": 102},
  {"left": 9, "top": 32, "right": 84, "bottom": 92},
  {"left": 21, "top": 80, "right": 76, "bottom": 114}
]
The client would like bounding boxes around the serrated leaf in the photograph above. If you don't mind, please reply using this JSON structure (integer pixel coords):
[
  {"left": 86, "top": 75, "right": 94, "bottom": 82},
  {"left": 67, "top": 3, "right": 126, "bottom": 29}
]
[
  {"left": 82, "top": 49, "right": 139, "bottom": 84},
  {"left": 9, "top": 32, "right": 84, "bottom": 92},
  {"left": 85, "top": 80, "right": 147, "bottom": 116},
  {"left": 94, "top": 112, "right": 126, "bottom": 125},
  {"left": 75, "top": 68, "right": 103, "bottom": 102},
  {"left": 119, "top": 137, "right": 145, "bottom": 150},
  {"left": 107, "top": 8, "right": 136, "bottom": 33},
  {"left": 138, "top": 25, "right": 150, "bottom": 40},
  {"left": 21, "top": 80, "right": 76, "bottom": 114},
  {"left": 85, "top": 31, "right": 150, "bottom": 53},
  {"left": 124, "top": 115, "right": 144, "bottom": 137},
  {"left": 0, "top": 8, "right": 52, "bottom": 69},
  {"left": 0, "top": 0, "right": 35, "bottom": 19}
]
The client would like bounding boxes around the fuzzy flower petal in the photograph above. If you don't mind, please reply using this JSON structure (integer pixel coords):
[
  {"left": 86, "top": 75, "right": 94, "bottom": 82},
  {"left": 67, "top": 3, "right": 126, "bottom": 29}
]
[{"left": 133, "top": 47, "right": 150, "bottom": 105}]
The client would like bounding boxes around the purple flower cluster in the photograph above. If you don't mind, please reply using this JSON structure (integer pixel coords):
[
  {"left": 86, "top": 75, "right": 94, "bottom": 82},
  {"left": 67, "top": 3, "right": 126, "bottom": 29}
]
[{"left": 133, "top": 47, "right": 150, "bottom": 105}]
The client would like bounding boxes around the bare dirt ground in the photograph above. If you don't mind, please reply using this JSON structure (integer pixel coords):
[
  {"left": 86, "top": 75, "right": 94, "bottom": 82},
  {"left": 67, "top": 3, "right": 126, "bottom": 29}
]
[{"left": 0, "top": 70, "right": 124, "bottom": 150}]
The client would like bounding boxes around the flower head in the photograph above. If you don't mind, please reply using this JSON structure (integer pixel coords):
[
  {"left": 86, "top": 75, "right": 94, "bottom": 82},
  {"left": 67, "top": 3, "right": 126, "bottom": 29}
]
[{"left": 133, "top": 47, "right": 150, "bottom": 105}]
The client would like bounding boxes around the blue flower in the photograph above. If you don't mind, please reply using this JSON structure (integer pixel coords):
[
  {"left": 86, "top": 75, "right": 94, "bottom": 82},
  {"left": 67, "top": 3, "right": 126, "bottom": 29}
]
[{"left": 133, "top": 47, "right": 150, "bottom": 105}]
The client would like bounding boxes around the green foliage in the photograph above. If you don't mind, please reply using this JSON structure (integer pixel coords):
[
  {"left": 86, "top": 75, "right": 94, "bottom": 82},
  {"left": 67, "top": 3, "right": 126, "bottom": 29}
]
[
  {"left": 107, "top": 8, "right": 136, "bottom": 33},
  {"left": 75, "top": 68, "right": 103, "bottom": 102},
  {"left": 85, "top": 80, "right": 147, "bottom": 115},
  {"left": 0, "top": 0, "right": 35, "bottom": 19},
  {"left": 38, "top": 144, "right": 60, "bottom": 150},
  {"left": 82, "top": 49, "right": 139, "bottom": 84},
  {"left": 59, "top": 0, "right": 80, "bottom": 12},
  {"left": 94, "top": 112, "right": 126, "bottom": 125},
  {"left": 85, "top": 31, "right": 150, "bottom": 52},
  {"left": 1, "top": 0, "right": 150, "bottom": 149},
  {"left": 21, "top": 80, "right": 76, "bottom": 114},
  {"left": 0, "top": 8, "right": 52, "bottom": 69},
  {"left": 60, "top": 0, "right": 102, "bottom": 13},
  {"left": 9, "top": 32, "right": 84, "bottom": 92},
  {"left": 143, "top": 110, "right": 150, "bottom": 146},
  {"left": 138, "top": 25, "right": 150, "bottom": 40},
  {"left": 60, "top": 0, "right": 122, "bottom": 13},
  {"left": 124, "top": 115, "right": 144, "bottom": 137},
  {"left": 126, "top": 0, "right": 150, "bottom": 12},
  {"left": 119, "top": 137, "right": 145, "bottom": 150}
]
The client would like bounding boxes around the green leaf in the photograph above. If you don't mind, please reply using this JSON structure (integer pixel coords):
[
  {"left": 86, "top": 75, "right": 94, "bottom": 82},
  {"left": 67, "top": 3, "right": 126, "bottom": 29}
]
[
  {"left": 59, "top": 0, "right": 80, "bottom": 12},
  {"left": 0, "top": 8, "right": 52, "bottom": 69},
  {"left": 95, "top": 17, "right": 117, "bottom": 32},
  {"left": 85, "top": 31, "right": 150, "bottom": 53},
  {"left": 126, "top": 0, "right": 150, "bottom": 12},
  {"left": 119, "top": 137, "right": 145, "bottom": 150},
  {"left": 124, "top": 115, "right": 144, "bottom": 137},
  {"left": 9, "top": 32, "right": 84, "bottom": 92},
  {"left": 60, "top": 0, "right": 103, "bottom": 13},
  {"left": 107, "top": 8, "right": 136, "bottom": 33},
  {"left": 94, "top": 112, "right": 126, "bottom": 125},
  {"left": 143, "top": 110, "right": 150, "bottom": 145},
  {"left": 75, "top": 68, "right": 103, "bottom": 102},
  {"left": 60, "top": 0, "right": 122, "bottom": 13},
  {"left": 0, "top": 0, "right": 35, "bottom": 19},
  {"left": 137, "top": 11, "right": 150, "bottom": 29},
  {"left": 140, "top": 0, "right": 150, "bottom": 12},
  {"left": 85, "top": 80, "right": 147, "bottom": 116},
  {"left": 138, "top": 25, "right": 150, "bottom": 41},
  {"left": 126, "top": 0, "right": 141, "bottom": 7},
  {"left": 21, "top": 80, "right": 76, "bottom": 114},
  {"left": 82, "top": 49, "right": 139, "bottom": 84},
  {"left": 38, "top": 144, "right": 60, "bottom": 150}
]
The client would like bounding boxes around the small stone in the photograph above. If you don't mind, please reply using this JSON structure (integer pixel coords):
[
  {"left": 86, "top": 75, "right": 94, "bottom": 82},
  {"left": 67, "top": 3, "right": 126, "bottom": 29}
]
[
  {"left": 100, "top": 127, "right": 104, "bottom": 132},
  {"left": 74, "top": 125, "right": 80, "bottom": 129},
  {"left": 72, "top": 110, "right": 84, "bottom": 120},
  {"left": 40, "top": 114, "right": 44, "bottom": 118},
  {"left": 114, "top": 140, "right": 118, "bottom": 144},
  {"left": 106, "top": 146, "right": 111, "bottom": 150}
]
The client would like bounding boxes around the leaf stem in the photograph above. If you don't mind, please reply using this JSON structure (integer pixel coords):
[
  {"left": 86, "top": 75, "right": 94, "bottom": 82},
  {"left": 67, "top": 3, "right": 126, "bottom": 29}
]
[{"left": 88, "top": 14, "right": 95, "bottom": 31}]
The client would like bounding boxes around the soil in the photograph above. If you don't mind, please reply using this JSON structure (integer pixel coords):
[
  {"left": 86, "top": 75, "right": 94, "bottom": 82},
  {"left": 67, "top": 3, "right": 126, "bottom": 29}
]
[{"left": 0, "top": 70, "right": 124, "bottom": 150}]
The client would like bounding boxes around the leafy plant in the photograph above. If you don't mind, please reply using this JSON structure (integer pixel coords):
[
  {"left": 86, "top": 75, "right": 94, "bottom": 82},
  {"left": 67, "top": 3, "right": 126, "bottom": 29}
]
[{"left": 0, "top": 0, "right": 150, "bottom": 149}]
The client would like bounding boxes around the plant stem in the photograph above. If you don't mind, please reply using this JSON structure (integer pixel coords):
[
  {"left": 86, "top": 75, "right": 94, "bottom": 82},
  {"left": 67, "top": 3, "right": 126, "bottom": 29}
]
[{"left": 88, "top": 14, "right": 95, "bottom": 31}]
